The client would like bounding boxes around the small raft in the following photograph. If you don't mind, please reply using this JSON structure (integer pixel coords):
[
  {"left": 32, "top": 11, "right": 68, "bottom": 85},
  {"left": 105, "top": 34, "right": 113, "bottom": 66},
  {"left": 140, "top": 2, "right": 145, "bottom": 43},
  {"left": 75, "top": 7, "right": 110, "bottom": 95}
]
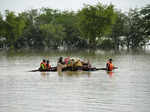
[{"left": 30, "top": 67, "right": 118, "bottom": 72}]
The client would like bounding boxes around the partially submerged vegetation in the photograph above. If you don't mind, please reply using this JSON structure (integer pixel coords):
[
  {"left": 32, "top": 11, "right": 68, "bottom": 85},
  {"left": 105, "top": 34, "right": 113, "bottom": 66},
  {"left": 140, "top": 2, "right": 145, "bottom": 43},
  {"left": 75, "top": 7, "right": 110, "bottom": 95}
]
[{"left": 0, "top": 3, "right": 150, "bottom": 50}]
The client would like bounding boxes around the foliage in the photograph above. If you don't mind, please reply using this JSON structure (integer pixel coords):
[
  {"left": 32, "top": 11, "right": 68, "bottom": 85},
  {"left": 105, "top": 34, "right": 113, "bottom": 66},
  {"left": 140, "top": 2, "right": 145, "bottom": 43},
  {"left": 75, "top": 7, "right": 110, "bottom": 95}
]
[
  {"left": 40, "top": 23, "right": 66, "bottom": 48},
  {"left": 99, "top": 39, "right": 114, "bottom": 49},
  {"left": 0, "top": 13, "right": 5, "bottom": 37},
  {"left": 77, "top": 3, "right": 117, "bottom": 48},
  {"left": 110, "top": 11, "right": 127, "bottom": 50},
  {"left": 140, "top": 4, "right": 150, "bottom": 37},
  {"left": 124, "top": 9, "right": 148, "bottom": 49},
  {"left": 4, "top": 10, "right": 26, "bottom": 48},
  {"left": 0, "top": 3, "right": 149, "bottom": 50}
]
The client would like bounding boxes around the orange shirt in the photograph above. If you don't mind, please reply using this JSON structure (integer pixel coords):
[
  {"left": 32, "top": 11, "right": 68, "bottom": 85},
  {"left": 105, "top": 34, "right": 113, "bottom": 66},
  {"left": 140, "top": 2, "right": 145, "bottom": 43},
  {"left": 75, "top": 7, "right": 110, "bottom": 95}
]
[
  {"left": 47, "top": 64, "right": 51, "bottom": 69},
  {"left": 107, "top": 62, "right": 114, "bottom": 71}
]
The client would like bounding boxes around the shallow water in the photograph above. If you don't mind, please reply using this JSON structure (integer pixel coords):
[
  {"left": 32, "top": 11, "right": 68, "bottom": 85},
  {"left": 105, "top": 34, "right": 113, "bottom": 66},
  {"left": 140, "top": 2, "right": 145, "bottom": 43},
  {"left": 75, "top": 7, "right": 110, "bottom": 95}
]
[{"left": 0, "top": 50, "right": 150, "bottom": 112}]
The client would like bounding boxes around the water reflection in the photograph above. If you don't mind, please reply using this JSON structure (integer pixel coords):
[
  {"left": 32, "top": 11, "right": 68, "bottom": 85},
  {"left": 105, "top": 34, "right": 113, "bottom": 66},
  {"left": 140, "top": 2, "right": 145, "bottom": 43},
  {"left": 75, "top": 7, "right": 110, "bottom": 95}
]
[
  {"left": 40, "top": 72, "right": 50, "bottom": 77},
  {"left": 63, "top": 71, "right": 91, "bottom": 77},
  {"left": 107, "top": 71, "right": 114, "bottom": 78},
  {"left": 57, "top": 71, "right": 91, "bottom": 78}
]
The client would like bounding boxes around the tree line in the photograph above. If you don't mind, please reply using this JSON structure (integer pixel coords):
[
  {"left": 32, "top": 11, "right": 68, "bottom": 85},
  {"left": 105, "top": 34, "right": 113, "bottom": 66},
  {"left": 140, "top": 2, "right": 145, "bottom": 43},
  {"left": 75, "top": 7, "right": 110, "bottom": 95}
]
[{"left": 0, "top": 3, "right": 150, "bottom": 50}]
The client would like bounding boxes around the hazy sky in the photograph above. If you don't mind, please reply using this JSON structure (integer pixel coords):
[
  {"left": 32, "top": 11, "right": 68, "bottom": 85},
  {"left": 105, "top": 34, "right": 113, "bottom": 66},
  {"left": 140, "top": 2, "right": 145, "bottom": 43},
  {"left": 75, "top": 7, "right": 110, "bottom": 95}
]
[{"left": 0, "top": 0, "right": 150, "bottom": 14}]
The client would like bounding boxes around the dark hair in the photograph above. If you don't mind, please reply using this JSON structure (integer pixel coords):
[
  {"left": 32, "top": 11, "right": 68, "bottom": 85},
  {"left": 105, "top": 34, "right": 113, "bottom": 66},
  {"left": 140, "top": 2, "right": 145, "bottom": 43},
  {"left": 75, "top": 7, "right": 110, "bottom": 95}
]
[
  {"left": 43, "top": 59, "right": 46, "bottom": 62},
  {"left": 47, "top": 60, "right": 49, "bottom": 63},
  {"left": 58, "top": 57, "right": 63, "bottom": 63},
  {"left": 109, "top": 58, "right": 112, "bottom": 61}
]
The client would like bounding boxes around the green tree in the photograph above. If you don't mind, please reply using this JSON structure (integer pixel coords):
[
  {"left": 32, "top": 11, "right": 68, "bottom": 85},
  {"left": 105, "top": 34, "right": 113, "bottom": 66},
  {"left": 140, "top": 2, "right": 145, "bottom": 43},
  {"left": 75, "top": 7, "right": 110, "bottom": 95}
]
[
  {"left": 140, "top": 4, "right": 150, "bottom": 39},
  {"left": 37, "top": 9, "right": 83, "bottom": 49},
  {"left": 36, "top": 8, "right": 55, "bottom": 25},
  {"left": 40, "top": 23, "right": 66, "bottom": 48},
  {"left": 124, "top": 9, "right": 147, "bottom": 49},
  {"left": 0, "top": 12, "right": 5, "bottom": 37},
  {"left": 17, "top": 9, "right": 43, "bottom": 49},
  {"left": 5, "top": 10, "right": 26, "bottom": 48},
  {"left": 110, "top": 11, "right": 127, "bottom": 50},
  {"left": 77, "top": 3, "right": 117, "bottom": 48},
  {"left": 54, "top": 11, "right": 83, "bottom": 48}
]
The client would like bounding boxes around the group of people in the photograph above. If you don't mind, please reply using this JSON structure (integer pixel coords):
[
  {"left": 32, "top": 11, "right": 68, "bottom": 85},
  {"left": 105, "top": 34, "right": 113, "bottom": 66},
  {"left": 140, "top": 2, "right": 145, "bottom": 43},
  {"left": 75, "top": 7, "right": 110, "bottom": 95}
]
[
  {"left": 57, "top": 56, "right": 91, "bottom": 71},
  {"left": 39, "top": 59, "right": 51, "bottom": 70},
  {"left": 39, "top": 57, "right": 115, "bottom": 71}
]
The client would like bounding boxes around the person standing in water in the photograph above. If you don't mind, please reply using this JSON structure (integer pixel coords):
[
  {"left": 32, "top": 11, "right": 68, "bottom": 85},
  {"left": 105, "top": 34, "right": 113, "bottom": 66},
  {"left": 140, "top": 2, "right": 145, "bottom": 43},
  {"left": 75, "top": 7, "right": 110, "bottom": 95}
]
[
  {"left": 106, "top": 58, "right": 114, "bottom": 71},
  {"left": 57, "top": 57, "right": 65, "bottom": 72}
]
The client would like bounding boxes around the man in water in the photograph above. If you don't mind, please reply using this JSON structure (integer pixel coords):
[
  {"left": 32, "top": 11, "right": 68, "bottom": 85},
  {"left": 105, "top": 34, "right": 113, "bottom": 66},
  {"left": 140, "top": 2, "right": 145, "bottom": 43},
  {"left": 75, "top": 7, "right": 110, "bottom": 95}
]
[
  {"left": 57, "top": 57, "right": 66, "bottom": 72},
  {"left": 106, "top": 58, "right": 114, "bottom": 71}
]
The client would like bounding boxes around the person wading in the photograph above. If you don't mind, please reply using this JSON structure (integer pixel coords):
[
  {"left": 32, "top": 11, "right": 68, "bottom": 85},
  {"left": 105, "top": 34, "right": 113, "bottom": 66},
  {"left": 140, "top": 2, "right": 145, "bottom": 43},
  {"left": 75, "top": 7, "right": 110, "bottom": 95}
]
[
  {"left": 57, "top": 57, "right": 66, "bottom": 72},
  {"left": 106, "top": 59, "right": 114, "bottom": 71}
]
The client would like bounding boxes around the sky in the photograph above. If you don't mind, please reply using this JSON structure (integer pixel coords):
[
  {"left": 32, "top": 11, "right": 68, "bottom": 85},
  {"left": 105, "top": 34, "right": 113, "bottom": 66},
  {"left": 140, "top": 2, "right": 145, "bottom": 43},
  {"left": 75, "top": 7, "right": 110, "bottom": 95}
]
[{"left": 0, "top": 0, "right": 150, "bottom": 14}]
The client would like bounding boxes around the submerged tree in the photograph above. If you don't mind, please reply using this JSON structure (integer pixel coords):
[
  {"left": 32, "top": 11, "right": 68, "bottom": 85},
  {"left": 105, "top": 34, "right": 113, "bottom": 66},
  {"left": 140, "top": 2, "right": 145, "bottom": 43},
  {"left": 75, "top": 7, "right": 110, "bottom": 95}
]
[
  {"left": 54, "top": 11, "right": 82, "bottom": 48},
  {"left": 0, "top": 3, "right": 150, "bottom": 50},
  {"left": 40, "top": 23, "right": 66, "bottom": 48},
  {"left": 77, "top": 3, "right": 117, "bottom": 48},
  {"left": 110, "top": 11, "right": 127, "bottom": 50},
  {"left": 124, "top": 9, "right": 148, "bottom": 49},
  {"left": 0, "top": 13, "right": 5, "bottom": 37},
  {"left": 4, "top": 10, "right": 26, "bottom": 49},
  {"left": 140, "top": 4, "right": 150, "bottom": 39}
]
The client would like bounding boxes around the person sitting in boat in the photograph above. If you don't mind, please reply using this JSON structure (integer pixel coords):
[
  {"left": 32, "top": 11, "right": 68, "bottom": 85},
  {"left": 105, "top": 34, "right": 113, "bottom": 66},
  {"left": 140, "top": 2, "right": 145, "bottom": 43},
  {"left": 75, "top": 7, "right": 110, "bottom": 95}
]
[
  {"left": 67, "top": 58, "right": 75, "bottom": 70},
  {"left": 74, "top": 59, "right": 83, "bottom": 70},
  {"left": 64, "top": 56, "right": 70, "bottom": 64},
  {"left": 40, "top": 59, "right": 46, "bottom": 70},
  {"left": 106, "top": 58, "right": 114, "bottom": 71},
  {"left": 46, "top": 60, "right": 51, "bottom": 70}
]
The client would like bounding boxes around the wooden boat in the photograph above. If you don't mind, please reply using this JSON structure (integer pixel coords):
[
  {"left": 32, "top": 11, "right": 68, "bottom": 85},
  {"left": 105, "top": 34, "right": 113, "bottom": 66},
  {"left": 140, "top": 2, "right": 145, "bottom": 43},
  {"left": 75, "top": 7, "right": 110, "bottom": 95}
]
[{"left": 30, "top": 67, "right": 118, "bottom": 72}]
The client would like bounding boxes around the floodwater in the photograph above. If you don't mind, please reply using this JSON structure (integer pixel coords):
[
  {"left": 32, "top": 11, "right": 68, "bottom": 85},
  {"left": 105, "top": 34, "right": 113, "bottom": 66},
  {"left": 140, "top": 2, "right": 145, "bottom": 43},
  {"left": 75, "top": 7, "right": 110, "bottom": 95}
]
[{"left": 0, "top": 50, "right": 150, "bottom": 112}]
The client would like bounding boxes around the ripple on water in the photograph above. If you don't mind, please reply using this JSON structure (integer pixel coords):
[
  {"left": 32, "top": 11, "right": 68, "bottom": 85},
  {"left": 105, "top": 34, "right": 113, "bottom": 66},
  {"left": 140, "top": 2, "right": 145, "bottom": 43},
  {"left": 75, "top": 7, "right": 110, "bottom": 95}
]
[{"left": 0, "top": 52, "right": 150, "bottom": 112}]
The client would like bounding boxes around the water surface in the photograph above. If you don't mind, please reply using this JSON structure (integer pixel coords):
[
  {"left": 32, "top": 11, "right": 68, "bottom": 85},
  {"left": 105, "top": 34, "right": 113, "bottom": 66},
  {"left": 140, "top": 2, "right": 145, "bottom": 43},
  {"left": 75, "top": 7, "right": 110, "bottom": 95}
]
[{"left": 0, "top": 50, "right": 150, "bottom": 112}]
